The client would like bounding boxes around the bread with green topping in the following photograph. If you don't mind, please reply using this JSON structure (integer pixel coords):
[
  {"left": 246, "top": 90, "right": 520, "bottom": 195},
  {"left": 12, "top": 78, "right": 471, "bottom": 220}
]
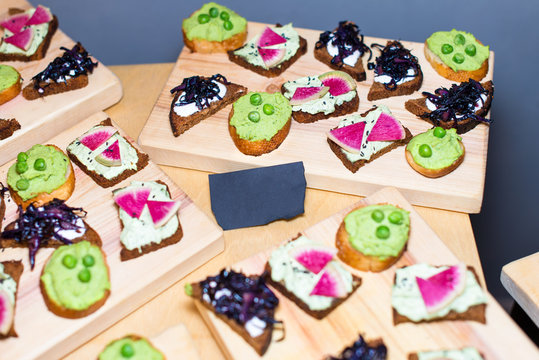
[
  {"left": 0, "top": 119, "right": 21, "bottom": 140},
  {"left": 98, "top": 335, "right": 165, "bottom": 360},
  {"left": 0, "top": 65, "right": 21, "bottom": 105}
]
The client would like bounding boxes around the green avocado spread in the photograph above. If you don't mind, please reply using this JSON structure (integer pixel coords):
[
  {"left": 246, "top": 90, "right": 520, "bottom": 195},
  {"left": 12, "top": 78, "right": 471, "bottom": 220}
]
[
  {"left": 344, "top": 204, "right": 410, "bottom": 260},
  {"left": 7, "top": 144, "right": 69, "bottom": 201},
  {"left": 407, "top": 128, "right": 463, "bottom": 170},
  {"left": 0, "top": 65, "right": 20, "bottom": 91},
  {"left": 426, "top": 29, "right": 489, "bottom": 72},
  {"left": 0, "top": 7, "right": 50, "bottom": 56},
  {"left": 230, "top": 92, "right": 292, "bottom": 141},
  {"left": 182, "top": 2, "right": 246, "bottom": 41},
  {"left": 41, "top": 241, "right": 110, "bottom": 311},
  {"left": 417, "top": 347, "right": 484, "bottom": 360},
  {"left": 99, "top": 337, "right": 164, "bottom": 360}
]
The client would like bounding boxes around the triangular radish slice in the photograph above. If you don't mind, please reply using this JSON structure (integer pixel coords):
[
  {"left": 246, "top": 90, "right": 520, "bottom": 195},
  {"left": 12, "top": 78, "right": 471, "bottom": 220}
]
[
  {"left": 147, "top": 200, "right": 181, "bottom": 228},
  {"left": 1, "top": 13, "right": 29, "bottom": 34},
  {"left": 288, "top": 245, "right": 337, "bottom": 274},
  {"left": 4, "top": 28, "right": 33, "bottom": 51},
  {"left": 113, "top": 187, "right": 151, "bottom": 219},
  {"left": 258, "top": 47, "right": 285, "bottom": 68},
  {"left": 26, "top": 5, "right": 53, "bottom": 26},
  {"left": 310, "top": 264, "right": 347, "bottom": 298},
  {"left": 366, "top": 112, "right": 405, "bottom": 141},
  {"left": 416, "top": 264, "right": 467, "bottom": 314},
  {"left": 257, "top": 27, "right": 287, "bottom": 47},
  {"left": 327, "top": 122, "right": 366, "bottom": 154}
]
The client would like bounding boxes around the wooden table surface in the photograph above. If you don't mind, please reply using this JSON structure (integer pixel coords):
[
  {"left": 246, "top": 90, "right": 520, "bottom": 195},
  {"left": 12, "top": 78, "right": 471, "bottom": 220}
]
[
  {"left": 501, "top": 252, "right": 539, "bottom": 327},
  {"left": 62, "top": 63, "right": 485, "bottom": 360}
]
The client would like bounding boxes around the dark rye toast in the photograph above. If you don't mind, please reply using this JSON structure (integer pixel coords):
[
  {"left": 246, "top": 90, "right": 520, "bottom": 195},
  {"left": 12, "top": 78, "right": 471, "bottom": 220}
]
[
  {"left": 0, "top": 193, "right": 5, "bottom": 230},
  {"left": 0, "top": 260, "right": 23, "bottom": 339},
  {"left": 67, "top": 118, "right": 149, "bottom": 188},
  {"left": 0, "top": 8, "right": 58, "bottom": 62},
  {"left": 169, "top": 79, "right": 247, "bottom": 137},
  {"left": 0, "top": 119, "right": 21, "bottom": 140},
  {"left": 367, "top": 71, "right": 423, "bottom": 101},
  {"left": 23, "top": 75, "right": 89, "bottom": 100},
  {"left": 314, "top": 44, "right": 367, "bottom": 81},
  {"left": 405, "top": 81, "right": 494, "bottom": 134},
  {"left": 393, "top": 266, "right": 487, "bottom": 325}
]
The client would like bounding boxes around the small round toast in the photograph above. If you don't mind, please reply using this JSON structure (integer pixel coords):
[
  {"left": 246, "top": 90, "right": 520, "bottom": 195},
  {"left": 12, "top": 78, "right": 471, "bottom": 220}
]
[
  {"left": 0, "top": 65, "right": 22, "bottom": 105},
  {"left": 424, "top": 42, "right": 488, "bottom": 82},
  {"left": 405, "top": 141, "right": 465, "bottom": 178}
]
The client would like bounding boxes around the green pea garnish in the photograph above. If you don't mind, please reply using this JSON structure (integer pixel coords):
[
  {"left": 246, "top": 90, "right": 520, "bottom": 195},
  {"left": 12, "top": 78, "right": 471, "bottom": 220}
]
[
  {"left": 263, "top": 104, "right": 275, "bottom": 115},
  {"left": 16, "top": 178, "right": 29, "bottom": 191},
  {"left": 371, "top": 210, "right": 384, "bottom": 223},
  {"left": 250, "top": 93, "right": 262, "bottom": 106},
  {"left": 82, "top": 255, "right": 95, "bottom": 267},
  {"left": 16, "top": 161, "right": 28, "bottom": 174},
  {"left": 197, "top": 14, "right": 210, "bottom": 24},
  {"left": 454, "top": 34, "right": 466, "bottom": 45},
  {"left": 223, "top": 20, "right": 233, "bottom": 31},
  {"left": 388, "top": 211, "right": 403, "bottom": 225},
  {"left": 34, "top": 158, "right": 46, "bottom": 171},
  {"left": 248, "top": 111, "right": 260, "bottom": 123},
  {"left": 441, "top": 44, "right": 453, "bottom": 54},
  {"left": 220, "top": 11, "right": 230, "bottom": 21},
  {"left": 433, "top": 127, "right": 446, "bottom": 138},
  {"left": 185, "top": 283, "right": 193, "bottom": 296},
  {"left": 209, "top": 7, "right": 219, "bottom": 18},
  {"left": 78, "top": 269, "right": 91, "bottom": 283},
  {"left": 465, "top": 44, "right": 476, "bottom": 56},
  {"left": 452, "top": 53, "right": 465, "bottom": 64},
  {"left": 376, "top": 225, "right": 390, "bottom": 239},
  {"left": 419, "top": 144, "right": 432, "bottom": 158},
  {"left": 62, "top": 254, "right": 77, "bottom": 269},
  {"left": 17, "top": 152, "right": 28, "bottom": 163},
  {"left": 121, "top": 343, "right": 135, "bottom": 358}
]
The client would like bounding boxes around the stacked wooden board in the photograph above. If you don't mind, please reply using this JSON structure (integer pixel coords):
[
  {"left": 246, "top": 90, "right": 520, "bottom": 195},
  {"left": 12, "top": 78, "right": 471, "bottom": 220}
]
[
  {"left": 0, "top": 112, "right": 224, "bottom": 360},
  {"left": 138, "top": 21, "right": 494, "bottom": 213},
  {"left": 0, "top": 0, "right": 123, "bottom": 165},
  {"left": 194, "top": 187, "right": 538, "bottom": 360}
]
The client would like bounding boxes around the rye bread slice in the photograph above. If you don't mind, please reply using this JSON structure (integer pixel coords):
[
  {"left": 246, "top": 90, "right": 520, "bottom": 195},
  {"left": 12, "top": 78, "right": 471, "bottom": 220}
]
[
  {"left": 67, "top": 118, "right": 149, "bottom": 188},
  {"left": 404, "top": 81, "right": 494, "bottom": 134},
  {"left": 367, "top": 71, "right": 423, "bottom": 101},
  {"left": 0, "top": 261, "right": 23, "bottom": 339},
  {"left": 23, "top": 74, "right": 89, "bottom": 100},
  {"left": 325, "top": 337, "right": 386, "bottom": 360},
  {"left": 314, "top": 45, "right": 367, "bottom": 82},
  {"left": 393, "top": 266, "right": 487, "bottom": 325},
  {"left": 169, "top": 79, "right": 247, "bottom": 137},
  {"left": 0, "top": 118, "right": 21, "bottom": 140},
  {"left": 227, "top": 24, "right": 308, "bottom": 78},
  {"left": 0, "top": 8, "right": 58, "bottom": 62},
  {"left": 328, "top": 107, "right": 413, "bottom": 173}
]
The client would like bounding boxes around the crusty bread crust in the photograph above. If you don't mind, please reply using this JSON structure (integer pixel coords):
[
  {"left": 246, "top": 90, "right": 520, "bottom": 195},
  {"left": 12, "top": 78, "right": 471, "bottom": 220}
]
[
  {"left": 335, "top": 203, "right": 409, "bottom": 272},
  {"left": 367, "top": 71, "right": 423, "bottom": 101},
  {"left": 0, "top": 69, "right": 21, "bottom": 105},
  {"left": 0, "top": 260, "right": 23, "bottom": 339},
  {"left": 169, "top": 80, "right": 247, "bottom": 137},
  {"left": 0, "top": 118, "right": 21, "bottom": 140},
  {"left": 183, "top": 28, "right": 247, "bottom": 54},
  {"left": 313, "top": 43, "right": 367, "bottom": 82},
  {"left": 405, "top": 141, "right": 465, "bottom": 178},
  {"left": 23, "top": 74, "right": 89, "bottom": 100},
  {"left": 8, "top": 144, "right": 75, "bottom": 210},
  {"left": 228, "top": 106, "right": 291, "bottom": 156},
  {"left": 424, "top": 41, "right": 489, "bottom": 82}
]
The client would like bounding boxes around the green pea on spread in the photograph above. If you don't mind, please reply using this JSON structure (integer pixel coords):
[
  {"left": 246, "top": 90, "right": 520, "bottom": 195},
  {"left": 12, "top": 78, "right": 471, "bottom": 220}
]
[
  {"left": 407, "top": 128, "right": 463, "bottom": 170},
  {"left": 98, "top": 337, "right": 164, "bottom": 360},
  {"left": 182, "top": 2, "right": 246, "bottom": 42}
]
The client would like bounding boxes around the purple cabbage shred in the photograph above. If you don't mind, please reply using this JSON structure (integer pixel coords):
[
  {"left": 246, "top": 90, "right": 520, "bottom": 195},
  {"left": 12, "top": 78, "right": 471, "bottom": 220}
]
[
  {"left": 170, "top": 74, "right": 230, "bottom": 111},
  {"left": 327, "top": 335, "right": 387, "bottom": 360},
  {"left": 316, "top": 21, "right": 372, "bottom": 67},
  {"left": 368, "top": 41, "right": 419, "bottom": 91}
]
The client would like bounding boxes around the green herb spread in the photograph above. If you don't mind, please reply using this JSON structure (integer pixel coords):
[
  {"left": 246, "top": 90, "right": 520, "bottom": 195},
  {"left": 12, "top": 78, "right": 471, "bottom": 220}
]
[
  {"left": 182, "top": 2, "right": 246, "bottom": 41},
  {"left": 407, "top": 128, "right": 463, "bottom": 170},
  {"left": 99, "top": 337, "right": 164, "bottom": 360},
  {"left": 0, "top": 65, "right": 19, "bottom": 91}
]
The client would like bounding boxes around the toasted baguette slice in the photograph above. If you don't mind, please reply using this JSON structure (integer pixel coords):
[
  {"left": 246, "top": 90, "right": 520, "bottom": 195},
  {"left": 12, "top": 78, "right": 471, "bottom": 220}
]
[
  {"left": 367, "top": 71, "right": 423, "bottom": 101},
  {"left": 0, "top": 65, "right": 21, "bottom": 105},
  {"left": 0, "top": 118, "right": 21, "bottom": 140},
  {"left": 0, "top": 8, "right": 58, "bottom": 62},
  {"left": 23, "top": 74, "right": 88, "bottom": 100},
  {"left": 424, "top": 41, "right": 489, "bottom": 82},
  {"left": 0, "top": 260, "right": 23, "bottom": 339},
  {"left": 183, "top": 29, "right": 247, "bottom": 54},
  {"left": 405, "top": 141, "right": 465, "bottom": 178},
  {"left": 169, "top": 79, "right": 247, "bottom": 136},
  {"left": 8, "top": 145, "right": 75, "bottom": 210},
  {"left": 314, "top": 45, "right": 367, "bottom": 82}
]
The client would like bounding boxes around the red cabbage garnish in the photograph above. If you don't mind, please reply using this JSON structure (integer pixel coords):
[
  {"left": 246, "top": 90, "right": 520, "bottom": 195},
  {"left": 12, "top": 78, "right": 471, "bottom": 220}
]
[
  {"left": 327, "top": 335, "right": 387, "bottom": 360},
  {"left": 421, "top": 79, "right": 491, "bottom": 125},
  {"left": 0, "top": 199, "right": 87, "bottom": 269},
  {"left": 170, "top": 74, "right": 230, "bottom": 111},
  {"left": 316, "top": 21, "right": 372, "bottom": 67},
  {"left": 368, "top": 41, "right": 420, "bottom": 91}
]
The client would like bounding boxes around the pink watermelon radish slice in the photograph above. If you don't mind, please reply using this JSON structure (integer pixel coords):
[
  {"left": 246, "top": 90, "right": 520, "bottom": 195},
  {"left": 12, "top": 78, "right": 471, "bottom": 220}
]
[
  {"left": 95, "top": 140, "right": 122, "bottom": 167},
  {"left": 1, "top": 13, "right": 29, "bottom": 34},
  {"left": 258, "top": 47, "right": 285, "bottom": 68},
  {"left": 318, "top": 71, "right": 356, "bottom": 96},
  {"left": 257, "top": 27, "right": 287, "bottom": 47},
  {"left": 327, "top": 121, "right": 366, "bottom": 153},
  {"left": 310, "top": 264, "right": 347, "bottom": 298},
  {"left": 146, "top": 200, "right": 181, "bottom": 228},
  {"left": 366, "top": 112, "right": 405, "bottom": 141},
  {"left": 113, "top": 187, "right": 151, "bottom": 219},
  {"left": 26, "top": 5, "right": 53, "bottom": 26},
  {"left": 289, "top": 245, "right": 337, "bottom": 274},
  {"left": 4, "top": 28, "right": 33, "bottom": 50},
  {"left": 289, "top": 86, "right": 330, "bottom": 106},
  {"left": 0, "top": 289, "right": 14, "bottom": 336},
  {"left": 416, "top": 264, "right": 467, "bottom": 314},
  {"left": 79, "top": 126, "right": 118, "bottom": 151}
]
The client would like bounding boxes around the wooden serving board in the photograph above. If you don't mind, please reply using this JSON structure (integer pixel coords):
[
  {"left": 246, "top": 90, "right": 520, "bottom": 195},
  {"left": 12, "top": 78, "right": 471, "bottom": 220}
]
[
  {"left": 138, "top": 22, "right": 494, "bottom": 214},
  {"left": 0, "top": 112, "right": 224, "bottom": 360},
  {"left": 152, "top": 323, "right": 200, "bottom": 360},
  {"left": 0, "top": 0, "right": 122, "bottom": 166},
  {"left": 194, "top": 187, "right": 537, "bottom": 360}
]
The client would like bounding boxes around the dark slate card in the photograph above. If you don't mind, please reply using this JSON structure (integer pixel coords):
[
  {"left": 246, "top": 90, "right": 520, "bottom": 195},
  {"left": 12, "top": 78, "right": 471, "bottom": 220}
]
[{"left": 209, "top": 162, "right": 306, "bottom": 230}]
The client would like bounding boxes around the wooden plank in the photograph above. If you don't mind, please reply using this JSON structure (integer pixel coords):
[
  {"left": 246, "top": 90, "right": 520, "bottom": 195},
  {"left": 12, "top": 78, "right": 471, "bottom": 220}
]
[
  {"left": 194, "top": 187, "right": 536, "bottom": 360},
  {"left": 501, "top": 252, "right": 539, "bottom": 327},
  {"left": 0, "top": 112, "right": 224, "bottom": 360},
  {"left": 138, "top": 22, "right": 494, "bottom": 213},
  {"left": 0, "top": 0, "right": 123, "bottom": 166},
  {"left": 151, "top": 324, "right": 200, "bottom": 360}
]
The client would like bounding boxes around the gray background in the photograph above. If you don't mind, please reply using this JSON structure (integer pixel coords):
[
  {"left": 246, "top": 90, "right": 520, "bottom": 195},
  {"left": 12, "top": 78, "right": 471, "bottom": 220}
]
[{"left": 32, "top": 0, "right": 538, "bottom": 310}]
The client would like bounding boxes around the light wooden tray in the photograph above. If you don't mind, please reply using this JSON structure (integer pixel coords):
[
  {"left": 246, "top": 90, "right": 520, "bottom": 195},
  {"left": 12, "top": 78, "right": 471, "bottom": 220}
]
[
  {"left": 138, "top": 21, "right": 494, "bottom": 213},
  {"left": 194, "top": 187, "right": 537, "bottom": 360},
  {"left": 0, "top": 112, "right": 224, "bottom": 360},
  {"left": 0, "top": 0, "right": 122, "bottom": 166},
  {"left": 152, "top": 324, "right": 200, "bottom": 360}
]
